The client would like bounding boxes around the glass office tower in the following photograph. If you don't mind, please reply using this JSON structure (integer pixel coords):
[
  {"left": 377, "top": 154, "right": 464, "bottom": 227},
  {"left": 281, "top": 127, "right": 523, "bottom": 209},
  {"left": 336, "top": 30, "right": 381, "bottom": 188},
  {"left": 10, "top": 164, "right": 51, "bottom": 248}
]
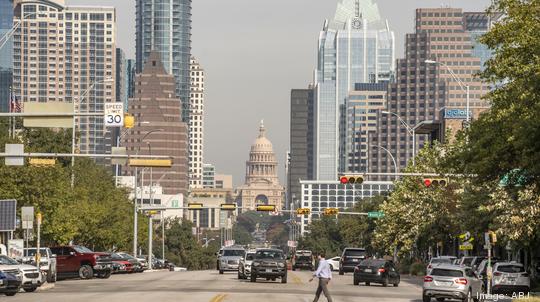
[
  {"left": 135, "top": 0, "right": 192, "bottom": 122},
  {"left": 314, "top": 0, "right": 395, "bottom": 180},
  {"left": 0, "top": 0, "right": 13, "bottom": 112}
]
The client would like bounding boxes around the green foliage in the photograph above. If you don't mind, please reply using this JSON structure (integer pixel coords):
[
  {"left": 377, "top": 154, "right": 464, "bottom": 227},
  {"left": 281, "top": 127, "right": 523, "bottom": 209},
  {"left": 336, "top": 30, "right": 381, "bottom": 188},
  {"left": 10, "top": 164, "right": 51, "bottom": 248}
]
[
  {"left": 409, "top": 261, "right": 426, "bottom": 276},
  {"left": 233, "top": 224, "right": 253, "bottom": 245}
]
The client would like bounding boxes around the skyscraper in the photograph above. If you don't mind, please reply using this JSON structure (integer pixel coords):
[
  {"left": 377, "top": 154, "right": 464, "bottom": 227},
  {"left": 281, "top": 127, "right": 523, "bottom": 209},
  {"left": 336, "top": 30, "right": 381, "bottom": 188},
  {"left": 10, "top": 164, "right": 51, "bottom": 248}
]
[
  {"left": 189, "top": 56, "right": 205, "bottom": 189},
  {"left": 0, "top": 0, "right": 13, "bottom": 113},
  {"left": 314, "top": 0, "right": 395, "bottom": 180},
  {"left": 123, "top": 51, "right": 189, "bottom": 196},
  {"left": 12, "top": 0, "right": 116, "bottom": 159},
  {"left": 369, "top": 8, "right": 493, "bottom": 177},
  {"left": 135, "top": 0, "right": 192, "bottom": 123}
]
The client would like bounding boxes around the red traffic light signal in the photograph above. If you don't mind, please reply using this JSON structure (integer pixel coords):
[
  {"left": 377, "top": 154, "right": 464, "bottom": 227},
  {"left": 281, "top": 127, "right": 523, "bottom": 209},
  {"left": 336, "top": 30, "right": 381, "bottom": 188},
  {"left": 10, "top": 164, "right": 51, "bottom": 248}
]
[
  {"left": 338, "top": 175, "right": 364, "bottom": 185},
  {"left": 423, "top": 178, "right": 449, "bottom": 188}
]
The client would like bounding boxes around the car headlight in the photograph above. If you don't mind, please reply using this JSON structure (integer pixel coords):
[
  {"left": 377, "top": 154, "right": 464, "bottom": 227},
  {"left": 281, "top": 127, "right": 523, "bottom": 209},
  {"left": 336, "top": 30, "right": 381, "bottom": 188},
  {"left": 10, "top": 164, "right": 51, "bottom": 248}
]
[
  {"left": 253, "top": 262, "right": 260, "bottom": 267},
  {"left": 278, "top": 263, "right": 285, "bottom": 268}
]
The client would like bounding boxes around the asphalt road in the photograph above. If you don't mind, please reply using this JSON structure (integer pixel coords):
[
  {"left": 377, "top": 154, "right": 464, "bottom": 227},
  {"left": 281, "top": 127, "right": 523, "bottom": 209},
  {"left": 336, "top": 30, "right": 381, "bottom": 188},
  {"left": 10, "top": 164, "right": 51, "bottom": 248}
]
[{"left": 5, "top": 270, "right": 514, "bottom": 302}]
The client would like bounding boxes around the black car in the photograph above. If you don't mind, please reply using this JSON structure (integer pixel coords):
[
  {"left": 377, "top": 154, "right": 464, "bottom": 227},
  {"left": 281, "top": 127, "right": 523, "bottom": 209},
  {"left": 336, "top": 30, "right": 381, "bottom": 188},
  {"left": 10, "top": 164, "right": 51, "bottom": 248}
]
[
  {"left": 0, "top": 270, "right": 22, "bottom": 296},
  {"left": 353, "top": 259, "right": 400, "bottom": 287},
  {"left": 339, "top": 248, "right": 367, "bottom": 275},
  {"left": 293, "top": 255, "right": 314, "bottom": 271},
  {"left": 250, "top": 249, "right": 287, "bottom": 284}
]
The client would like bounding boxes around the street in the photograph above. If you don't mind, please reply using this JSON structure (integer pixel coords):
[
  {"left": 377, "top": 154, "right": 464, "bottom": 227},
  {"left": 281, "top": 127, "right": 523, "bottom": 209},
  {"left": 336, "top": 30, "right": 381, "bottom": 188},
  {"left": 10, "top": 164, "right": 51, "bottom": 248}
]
[{"left": 9, "top": 270, "right": 427, "bottom": 302}]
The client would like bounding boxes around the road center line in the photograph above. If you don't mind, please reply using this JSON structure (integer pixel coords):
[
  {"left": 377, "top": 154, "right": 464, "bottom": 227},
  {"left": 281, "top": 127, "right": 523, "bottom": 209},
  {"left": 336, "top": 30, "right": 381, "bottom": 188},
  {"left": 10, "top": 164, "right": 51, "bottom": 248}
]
[{"left": 210, "top": 293, "right": 228, "bottom": 302}]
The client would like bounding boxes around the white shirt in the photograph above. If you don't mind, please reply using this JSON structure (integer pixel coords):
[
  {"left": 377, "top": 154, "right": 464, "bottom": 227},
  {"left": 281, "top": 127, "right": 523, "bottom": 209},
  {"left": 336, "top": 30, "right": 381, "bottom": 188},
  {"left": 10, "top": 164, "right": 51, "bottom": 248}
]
[{"left": 313, "top": 258, "right": 332, "bottom": 279}]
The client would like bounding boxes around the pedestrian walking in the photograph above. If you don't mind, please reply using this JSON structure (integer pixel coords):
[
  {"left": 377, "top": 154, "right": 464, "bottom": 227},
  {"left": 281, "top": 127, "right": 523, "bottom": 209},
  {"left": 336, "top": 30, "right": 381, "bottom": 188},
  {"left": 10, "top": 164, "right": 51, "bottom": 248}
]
[{"left": 309, "top": 252, "right": 333, "bottom": 302}]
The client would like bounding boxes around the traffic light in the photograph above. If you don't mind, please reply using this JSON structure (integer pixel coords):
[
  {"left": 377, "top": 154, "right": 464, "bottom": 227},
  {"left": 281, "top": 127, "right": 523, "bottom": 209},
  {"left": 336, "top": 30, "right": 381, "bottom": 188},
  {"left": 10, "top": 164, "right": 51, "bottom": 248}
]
[
  {"left": 339, "top": 175, "right": 364, "bottom": 185},
  {"left": 256, "top": 205, "right": 276, "bottom": 212},
  {"left": 423, "top": 178, "right": 449, "bottom": 188},
  {"left": 296, "top": 208, "right": 311, "bottom": 215},
  {"left": 323, "top": 208, "right": 339, "bottom": 216},
  {"left": 124, "top": 114, "right": 135, "bottom": 129},
  {"left": 187, "top": 203, "right": 204, "bottom": 210},
  {"left": 220, "top": 204, "right": 237, "bottom": 211}
]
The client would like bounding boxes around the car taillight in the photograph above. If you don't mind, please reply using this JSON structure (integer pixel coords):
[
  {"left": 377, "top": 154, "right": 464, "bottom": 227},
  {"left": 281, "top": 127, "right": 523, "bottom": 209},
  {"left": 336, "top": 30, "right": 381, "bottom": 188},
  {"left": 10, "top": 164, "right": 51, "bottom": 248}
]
[
  {"left": 494, "top": 272, "right": 502, "bottom": 277},
  {"left": 455, "top": 278, "right": 468, "bottom": 285},
  {"left": 378, "top": 268, "right": 386, "bottom": 273},
  {"left": 424, "top": 276, "right": 433, "bottom": 282}
]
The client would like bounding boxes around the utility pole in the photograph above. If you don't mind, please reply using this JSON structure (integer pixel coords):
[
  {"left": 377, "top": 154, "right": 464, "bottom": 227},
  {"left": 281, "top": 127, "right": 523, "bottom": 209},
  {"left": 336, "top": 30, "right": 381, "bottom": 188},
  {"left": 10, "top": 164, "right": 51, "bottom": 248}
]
[{"left": 36, "top": 213, "right": 42, "bottom": 264}]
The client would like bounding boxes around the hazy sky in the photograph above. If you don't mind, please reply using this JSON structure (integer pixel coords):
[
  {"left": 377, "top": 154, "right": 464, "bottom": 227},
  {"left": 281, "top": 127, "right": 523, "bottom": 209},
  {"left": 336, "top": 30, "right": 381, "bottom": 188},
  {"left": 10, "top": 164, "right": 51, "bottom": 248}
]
[{"left": 69, "top": 0, "right": 491, "bottom": 185}]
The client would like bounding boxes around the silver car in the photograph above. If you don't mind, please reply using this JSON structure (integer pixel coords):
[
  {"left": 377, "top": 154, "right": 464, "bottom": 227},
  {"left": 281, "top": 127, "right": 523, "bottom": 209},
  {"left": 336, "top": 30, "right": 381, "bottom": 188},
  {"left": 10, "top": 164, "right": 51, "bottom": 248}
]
[
  {"left": 423, "top": 264, "right": 484, "bottom": 302},
  {"left": 491, "top": 262, "right": 530, "bottom": 295},
  {"left": 238, "top": 250, "right": 256, "bottom": 279},
  {"left": 218, "top": 247, "right": 245, "bottom": 274}
]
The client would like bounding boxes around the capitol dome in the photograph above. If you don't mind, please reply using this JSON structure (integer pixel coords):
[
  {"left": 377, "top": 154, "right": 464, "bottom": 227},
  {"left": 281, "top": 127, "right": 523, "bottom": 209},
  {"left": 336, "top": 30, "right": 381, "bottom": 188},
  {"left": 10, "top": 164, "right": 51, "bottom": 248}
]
[{"left": 251, "top": 121, "right": 274, "bottom": 153}]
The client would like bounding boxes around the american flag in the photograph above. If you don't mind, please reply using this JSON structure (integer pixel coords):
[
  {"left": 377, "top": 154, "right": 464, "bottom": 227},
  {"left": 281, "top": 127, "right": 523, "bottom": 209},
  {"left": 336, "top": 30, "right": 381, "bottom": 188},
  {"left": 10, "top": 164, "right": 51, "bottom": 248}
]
[{"left": 10, "top": 91, "right": 21, "bottom": 113}]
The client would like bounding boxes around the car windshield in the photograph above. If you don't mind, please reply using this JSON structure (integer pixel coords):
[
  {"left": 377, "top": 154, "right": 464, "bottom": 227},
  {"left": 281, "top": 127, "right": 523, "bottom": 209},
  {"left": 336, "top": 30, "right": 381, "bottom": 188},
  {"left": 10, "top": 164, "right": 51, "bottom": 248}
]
[
  {"left": 0, "top": 255, "right": 19, "bottom": 265},
  {"left": 345, "top": 249, "right": 366, "bottom": 256},
  {"left": 246, "top": 253, "right": 255, "bottom": 260},
  {"left": 462, "top": 258, "right": 474, "bottom": 265},
  {"left": 119, "top": 253, "right": 135, "bottom": 260},
  {"left": 25, "top": 248, "right": 48, "bottom": 257},
  {"left": 255, "top": 250, "right": 284, "bottom": 260},
  {"left": 360, "top": 259, "right": 386, "bottom": 267},
  {"left": 223, "top": 250, "right": 244, "bottom": 257},
  {"left": 297, "top": 256, "right": 311, "bottom": 261},
  {"left": 497, "top": 265, "right": 525, "bottom": 273},
  {"left": 111, "top": 253, "right": 125, "bottom": 260},
  {"left": 73, "top": 246, "right": 93, "bottom": 253},
  {"left": 431, "top": 258, "right": 454, "bottom": 264},
  {"left": 431, "top": 269, "right": 464, "bottom": 277}
]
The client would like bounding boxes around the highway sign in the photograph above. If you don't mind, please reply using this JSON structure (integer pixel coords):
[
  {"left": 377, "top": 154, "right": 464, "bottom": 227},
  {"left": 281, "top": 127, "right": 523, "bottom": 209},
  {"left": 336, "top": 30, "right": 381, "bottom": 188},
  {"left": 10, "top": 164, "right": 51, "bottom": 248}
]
[
  {"left": 368, "top": 211, "right": 385, "bottom": 218},
  {"left": 459, "top": 243, "right": 473, "bottom": 251},
  {"left": 104, "top": 103, "right": 124, "bottom": 127},
  {"left": 29, "top": 158, "right": 56, "bottom": 166},
  {"left": 0, "top": 200, "right": 17, "bottom": 231},
  {"left": 21, "top": 206, "right": 34, "bottom": 229}
]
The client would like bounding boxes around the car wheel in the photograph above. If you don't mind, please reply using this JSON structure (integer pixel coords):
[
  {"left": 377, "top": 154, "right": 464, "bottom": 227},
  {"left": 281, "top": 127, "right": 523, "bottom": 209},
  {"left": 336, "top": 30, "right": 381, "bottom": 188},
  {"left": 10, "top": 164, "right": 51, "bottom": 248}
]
[
  {"left": 365, "top": 282, "right": 370, "bottom": 286},
  {"left": 382, "top": 277, "right": 389, "bottom": 287},
  {"left": 79, "top": 264, "right": 94, "bottom": 279},
  {"left": 5, "top": 292, "right": 16, "bottom": 297},
  {"left": 353, "top": 278, "right": 359, "bottom": 285},
  {"left": 436, "top": 298, "right": 445, "bottom": 302},
  {"left": 339, "top": 269, "right": 344, "bottom": 275},
  {"left": 292, "top": 267, "right": 296, "bottom": 271},
  {"left": 422, "top": 294, "right": 431, "bottom": 302},
  {"left": 47, "top": 271, "right": 57, "bottom": 283},
  {"left": 219, "top": 270, "right": 224, "bottom": 275},
  {"left": 24, "top": 287, "right": 38, "bottom": 293},
  {"left": 250, "top": 273, "right": 257, "bottom": 283},
  {"left": 238, "top": 271, "right": 242, "bottom": 279},
  {"left": 463, "top": 289, "right": 473, "bottom": 302},
  {"left": 97, "top": 270, "right": 112, "bottom": 279},
  {"left": 281, "top": 275, "right": 287, "bottom": 284}
]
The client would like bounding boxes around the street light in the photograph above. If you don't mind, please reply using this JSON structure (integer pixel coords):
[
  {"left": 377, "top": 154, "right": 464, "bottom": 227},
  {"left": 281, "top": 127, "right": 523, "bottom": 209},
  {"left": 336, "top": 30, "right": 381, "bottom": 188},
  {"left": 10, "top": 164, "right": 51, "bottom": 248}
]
[
  {"left": 115, "top": 121, "right": 150, "bottom": 186},
  {"left": 71, "top": 76, "right": 114, "bottom": 188},
  {"left": 381, "top": 111, "right": 428, "bottom": 166},
  {"left": 371, "top": 145, "right": 398, "bottom": 177},
  {"left": 153, "top": 171, "right": 178, "bottom": 263},
  {"left": 425, "top": 60, "right": 471, "bottom": 123},
  {"left": 0, "top": 13, "right": 38, "bottom": 50}
]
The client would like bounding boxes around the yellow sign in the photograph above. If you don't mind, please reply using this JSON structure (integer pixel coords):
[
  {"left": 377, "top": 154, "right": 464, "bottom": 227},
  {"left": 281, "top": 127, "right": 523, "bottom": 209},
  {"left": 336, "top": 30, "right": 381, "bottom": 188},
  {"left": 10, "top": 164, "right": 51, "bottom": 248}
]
[
  {"left": 459, "top": 244, "right": 473, "bottom": 251},
  {"left": 188, "top": 203, "right": 204, "bottom": 210},
  {"left": 256, "top": 205, "right": 276, "bottom": 212},
  {"left": 220, "top": 204, "right": 237, "bottom": 211},
  {"left": 29, "top": 158, "right": 56, "bottom": 166},
  {"left": 128, "top": 159, "right": 173, "bottom": 167}
]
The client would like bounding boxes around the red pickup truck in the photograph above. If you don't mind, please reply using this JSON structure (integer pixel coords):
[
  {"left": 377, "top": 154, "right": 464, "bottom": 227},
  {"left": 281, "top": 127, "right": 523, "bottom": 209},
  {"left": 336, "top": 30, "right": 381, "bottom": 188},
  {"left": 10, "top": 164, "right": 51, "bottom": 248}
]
[{"left": 50, "top": 245, "right": 113, "bottom": 280}]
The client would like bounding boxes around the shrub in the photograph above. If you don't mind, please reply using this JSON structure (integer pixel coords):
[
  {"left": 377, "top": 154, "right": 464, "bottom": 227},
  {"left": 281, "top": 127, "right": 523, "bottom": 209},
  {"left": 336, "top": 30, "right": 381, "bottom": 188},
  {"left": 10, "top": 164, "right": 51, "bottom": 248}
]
[{"left": 409, "top": 261, "right": 426, "bottom": 276}]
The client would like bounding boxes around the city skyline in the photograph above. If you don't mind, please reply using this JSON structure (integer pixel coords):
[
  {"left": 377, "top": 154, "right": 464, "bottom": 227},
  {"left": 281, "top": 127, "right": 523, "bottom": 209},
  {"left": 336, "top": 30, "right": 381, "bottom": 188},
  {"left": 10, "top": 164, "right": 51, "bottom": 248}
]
[{"left": 67, "top": 0, "right": 491, "bottom": 185}]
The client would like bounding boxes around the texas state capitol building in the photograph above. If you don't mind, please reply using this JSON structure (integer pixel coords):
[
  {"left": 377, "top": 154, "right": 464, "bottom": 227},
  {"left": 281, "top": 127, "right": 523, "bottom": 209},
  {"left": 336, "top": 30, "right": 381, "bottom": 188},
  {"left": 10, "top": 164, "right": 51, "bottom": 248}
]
[{"left": 236, "top": 121, "right": 284, "bottom": 212}]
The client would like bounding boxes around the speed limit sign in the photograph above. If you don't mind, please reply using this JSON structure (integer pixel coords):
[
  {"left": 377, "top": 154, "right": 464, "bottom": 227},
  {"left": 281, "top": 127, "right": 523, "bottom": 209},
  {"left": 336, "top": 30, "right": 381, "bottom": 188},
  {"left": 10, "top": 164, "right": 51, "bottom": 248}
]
[{"left": 104, "top": 103, "right": 124, "bottom": 127}]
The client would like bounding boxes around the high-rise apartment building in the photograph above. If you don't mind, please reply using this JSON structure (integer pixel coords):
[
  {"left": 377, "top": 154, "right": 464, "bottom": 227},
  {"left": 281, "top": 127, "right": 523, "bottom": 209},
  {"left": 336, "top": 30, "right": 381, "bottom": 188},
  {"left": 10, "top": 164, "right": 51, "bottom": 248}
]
[
  {"left": 202, "top": 163, "right": 215, "bottom": 188},
  {"left": 123, "top": 51, "right": 189, "bottom": 196},
  {"left": 0, "top": 0, "right": 13, "bottom": 113},
  {"left": 115, "top": 48, "right": 127, "bottom": 110},
  {"left": 189, "top": 56, "right": 204, "bottom": 188},
  {"left": 135, "top": 0, "right": 192, "bottom": 123},
  {"left": 12, "top": 0, "right": 116, "bottom": 159},
  {"left": 288, "top": 88, "right": 315, "bottom": 207},
  {"left": 314, "top": 0, "right": 395, "bottom": 180},
  {"left": 369, "top": 8, "right": 492, "bottom": 176},
  {"left": 126, "top": 58, "right": 136, "bottom": 99}
]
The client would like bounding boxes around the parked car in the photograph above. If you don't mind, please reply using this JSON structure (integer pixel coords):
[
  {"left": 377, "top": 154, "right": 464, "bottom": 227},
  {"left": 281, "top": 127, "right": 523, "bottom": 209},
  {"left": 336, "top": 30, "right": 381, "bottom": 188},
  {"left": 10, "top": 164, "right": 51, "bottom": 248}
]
[
  {"left": 491, "top": 262, "right": 530, "bottom": 295},
  {"left": 111, "top": 253, "right": 135, "bottom": 274},
  {"left": 459, "top": 256, "right": 486, "bottom": 270},
  {"left": 427, "top": 256, "right": 457, "bottom": 272},
  {"left": 218, "top": 246, "right": 245, "bottom": 274},
  {"left": 422, "top": 264, "right": 483, "bottom": 302},
  {"left": 250, "top": 249, "right": 287, "bottom": 283},
  {"left": 22, "top": 247, "right": 57, "bottom": 283},
  {"left": 475, "top": 258, "right": 501, "bottom": 288},
  {"left": 50, "top": 245, "right": 112, "bottom": 280},
  {"left": 0, "top": 270, "right": 22, "bottom": 296},
  {"left": 116, "top": 252, "right": 144, "bottom": 272},
  {"left": 0, "top": 255, "right": 41, "bottom": 292},
  {"left": 135, "top": 255, "right": 149, "bottom": 270},
  {"left": 353, "top": 259, "right": 400, "bottom": 287},
  {"left": 292, "top": 250, "right": 314, "bottom": 271},
  {"left": 339, "top": 248, "right": 367, "bottom": 275},
  {"left": 238, "top": 250, "right": 256, "bottom": 279},
  {"left": 327, "top": 256, "right": 340, "bottom": 271}
]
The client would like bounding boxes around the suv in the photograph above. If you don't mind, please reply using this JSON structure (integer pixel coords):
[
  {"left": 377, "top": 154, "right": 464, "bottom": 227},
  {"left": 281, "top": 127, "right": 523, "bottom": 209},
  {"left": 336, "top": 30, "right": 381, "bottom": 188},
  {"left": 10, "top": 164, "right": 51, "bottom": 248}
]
[
  {"left": 238, "top": 250, "right": 256, "bottom": 279},
  {"left": 22, "top": 247, "right": 57, "bottom": 283},
  {"left": 250, "top": 249, "right": 287, "bottom": 283},
  {"left": 339, "top": 248, "right": 367, "bottom": 275},
  {"left": 50, "top": 245, "right": 112, "bottom": 280},
  {"left": 423, "top": 264, "right": 483, "bottom": 302},
  {"left": 427, "top": 256, "right": 457, "bottom": 273},
  {"left": 0, "top": 254, "right": 41, "bottom": 292},
  {"left": 292, "top": 250, "right": 314, "bottom": 271},
  {"left": 218, "top": 247, "right": 245, "bottom": 274},
  {"left": 491, "top": 262, "right": 530, "bottom": 295}
]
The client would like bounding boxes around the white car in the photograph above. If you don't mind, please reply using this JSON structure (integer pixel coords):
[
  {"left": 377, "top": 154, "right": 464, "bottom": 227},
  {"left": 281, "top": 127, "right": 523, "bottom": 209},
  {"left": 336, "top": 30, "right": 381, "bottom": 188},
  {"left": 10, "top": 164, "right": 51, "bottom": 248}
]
[
  {"left": 238, "top": 250, "right": 257, "bottom": 279},
  {"left": 491, "top": 262, "right": 530, "bottom": 295},
  {"left": 0, "top": 255, "right": 42, "bottom": 292},
  {"left": 422, "top": 264, "right": 484, "bottom": 302},
  {"left": 327, "top": 256, "right": 340, "bottom": 271},
  {"left": 427, "top": 256, "right": 457, "bottom": 273},
  {"left": 22, "top": 248, "right": 57, "bottom": 283}
]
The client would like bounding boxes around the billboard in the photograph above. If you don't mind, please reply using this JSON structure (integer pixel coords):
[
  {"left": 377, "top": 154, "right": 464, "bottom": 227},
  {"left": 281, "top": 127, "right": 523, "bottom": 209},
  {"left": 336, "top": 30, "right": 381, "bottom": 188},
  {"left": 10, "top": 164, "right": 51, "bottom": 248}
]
[
  {"left": 0, "top": 199, "right": 17, "bottom": 231},
  {"left": 444, "top": 108, "right": 473, "bottom": 119}
]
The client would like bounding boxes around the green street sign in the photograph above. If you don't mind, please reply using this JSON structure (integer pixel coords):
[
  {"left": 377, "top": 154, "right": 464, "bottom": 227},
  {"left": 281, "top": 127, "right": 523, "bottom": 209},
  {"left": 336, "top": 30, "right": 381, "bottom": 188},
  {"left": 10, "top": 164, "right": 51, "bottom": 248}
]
[{"left": 368, "top": 211, "right": 385, "bottom": 219}]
